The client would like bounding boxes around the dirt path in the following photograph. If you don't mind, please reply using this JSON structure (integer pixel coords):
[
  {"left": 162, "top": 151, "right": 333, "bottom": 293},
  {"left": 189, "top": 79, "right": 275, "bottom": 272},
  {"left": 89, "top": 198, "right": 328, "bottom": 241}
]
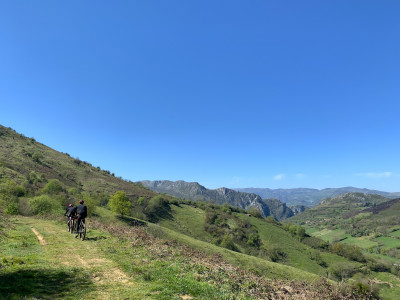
[
  {"left": 30, "top": 226, "right": 46, "bottom": 245},
  {"left": 20, "top": 217, "right": 143, "bottom": 299}
]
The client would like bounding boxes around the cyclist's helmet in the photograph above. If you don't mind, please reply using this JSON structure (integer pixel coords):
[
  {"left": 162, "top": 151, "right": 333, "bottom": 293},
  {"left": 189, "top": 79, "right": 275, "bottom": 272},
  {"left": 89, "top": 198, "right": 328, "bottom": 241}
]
[
  {"left": 68, "top": 204, "right": 73, "bottom": 207},
  {"left": 79, "top": 200, "right": 84, "bottom": 204}
]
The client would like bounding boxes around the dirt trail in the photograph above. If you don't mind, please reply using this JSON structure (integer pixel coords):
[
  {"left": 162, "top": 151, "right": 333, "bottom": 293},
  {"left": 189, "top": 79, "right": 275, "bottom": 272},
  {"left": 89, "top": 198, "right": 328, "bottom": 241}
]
[
  {"left": 24, "top": 218, "right": 135, "bottom": 296},
  {"left": 30, "top": 227, "right": 46, "bottom": 245}
]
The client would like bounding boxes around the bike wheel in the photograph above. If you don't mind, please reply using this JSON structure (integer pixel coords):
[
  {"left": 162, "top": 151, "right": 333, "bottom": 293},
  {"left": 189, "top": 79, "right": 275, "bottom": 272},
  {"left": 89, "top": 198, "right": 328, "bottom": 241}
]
[
  {"left": 68, "top": 219, "right": 71, "bottom": 232},
  {"left": 80, "top": 222, "right": 86, "bottom": 241},
  {"left": 72, "top": 220, "right": 76, "bottom": 234}
]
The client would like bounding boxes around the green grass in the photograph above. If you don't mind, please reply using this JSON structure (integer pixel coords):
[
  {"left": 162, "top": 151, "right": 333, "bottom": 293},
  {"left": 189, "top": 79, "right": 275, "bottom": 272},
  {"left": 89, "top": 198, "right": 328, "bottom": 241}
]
[
  {"left": 374, "top": 236, "right": 400, "bottom": 249},
  {"left": 371, "top": 272, "right": 400, "bottom": 300},
  {"left": 389, "top": 230, "right": 400, "bottom": 238},
  {"left": 310, "top": 228, "right": 350, "bottom": 243},
  {"left": 148, "top": 221, "right": 320, "bottom": 281},
  {"left": 341, "top": 236, "right": 379, "bottom": 249},
  {"left": 0, "top": 218, "right": 97, "bottom": 299},
  {"left": 158, "top": 204, "right": 214, "bottom": 243}
]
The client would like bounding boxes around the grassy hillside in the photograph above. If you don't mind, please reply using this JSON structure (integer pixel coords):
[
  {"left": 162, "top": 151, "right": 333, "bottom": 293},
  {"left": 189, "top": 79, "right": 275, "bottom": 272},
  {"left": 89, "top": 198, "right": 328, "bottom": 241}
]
[
  {"left": 288, "top": 193, "right": 400, "bottom": 276},
  {"left": 1, "top": 124, "right": 399, "bottom": 299},
  {"left": 0, "top": 125, "right": 154, "bottom": 198}
]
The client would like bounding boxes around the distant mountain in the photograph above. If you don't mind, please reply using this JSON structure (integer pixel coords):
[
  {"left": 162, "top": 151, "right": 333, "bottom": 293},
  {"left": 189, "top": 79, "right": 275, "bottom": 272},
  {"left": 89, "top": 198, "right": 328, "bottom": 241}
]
[
  {"left": 140, "top": 180, "right": 294, "bottom": 220},
  {"left": 234, "top": 187, "right": 400, "bottom": 207},
  {"left": 288, "top": 205, "right": 308, "bottom": 215}
]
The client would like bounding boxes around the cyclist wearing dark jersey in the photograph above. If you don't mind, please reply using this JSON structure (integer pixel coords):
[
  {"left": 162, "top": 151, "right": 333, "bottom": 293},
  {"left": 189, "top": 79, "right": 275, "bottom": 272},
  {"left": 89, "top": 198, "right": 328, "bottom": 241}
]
[
  {"left": 64, "top": 204, "right": 76, "bottom": 230},
  {"left": 64, "top": 204, "right": 76, "bottom": 217},
  {"left": 73, "top": 200, "right": 87, "bottom": 238}
]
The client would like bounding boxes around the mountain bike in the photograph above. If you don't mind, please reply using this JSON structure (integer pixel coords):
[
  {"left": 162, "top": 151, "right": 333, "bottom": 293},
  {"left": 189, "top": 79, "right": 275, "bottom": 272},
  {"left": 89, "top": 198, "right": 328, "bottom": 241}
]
[
  {"left": 77, "top": 219, "right": 86, "bottom": 241},
  {"left": 68, "top": 216, "right": 77, "bottom": 233}
]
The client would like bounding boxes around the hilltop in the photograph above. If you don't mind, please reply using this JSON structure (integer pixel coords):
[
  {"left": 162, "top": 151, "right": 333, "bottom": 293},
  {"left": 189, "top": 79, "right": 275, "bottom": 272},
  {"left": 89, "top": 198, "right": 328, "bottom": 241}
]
[
  {"left": 0, "top": 125, "right": 154, "bottom": 199},
  {"left": 140, "top": 180, "right": 294, "bottom": 220}
]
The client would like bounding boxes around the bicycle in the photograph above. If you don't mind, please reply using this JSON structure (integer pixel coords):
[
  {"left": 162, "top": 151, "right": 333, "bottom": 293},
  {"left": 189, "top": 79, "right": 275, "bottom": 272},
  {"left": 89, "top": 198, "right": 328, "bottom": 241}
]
[
  {"left": 77, "top": 219, "right": 86, "bottom": 241},
  {"left": 68, "top": 216, "right": 77, "bottom": 233}
]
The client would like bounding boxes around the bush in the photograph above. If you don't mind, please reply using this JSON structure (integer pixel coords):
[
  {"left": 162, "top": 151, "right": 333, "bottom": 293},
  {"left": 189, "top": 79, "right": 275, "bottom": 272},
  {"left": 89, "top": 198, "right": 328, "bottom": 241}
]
[
  {"left": 247, "top": 233, "right": 262, "bottom": 248},
  {"left": 331, "top": 243, "right": 366, "bottom": 262},
  {"left": 265, "top": 245, "right": 287, "bottom": 262},
  {"left": 367, "top": 259, "right": 391, "bottom": 272},
  {"left": 302, "top": 236, "right": 329, "bottom": 249},
  {"left": 81, "top": 192, "right": 100, "bottom": 217},
  {"left": 145, "top": 195, "right": 170, "bottom": 221},
  {"left": 29, "top": 195, "right": 61, "bottom": 215},
  {"left": 220, "top": 234, "right": 238, "bottom": 252},
  {"left": 247, "top": 206, "right": 263, "bottom": 218},
  {"left": 328, "top": 262, "right": 357, "bottom": 281},
  {"left": 4, "top": 202, "right": 19, "bottom": 215},
  {"left": 42, "top": 179, "right": 64, "bottom": 195}
]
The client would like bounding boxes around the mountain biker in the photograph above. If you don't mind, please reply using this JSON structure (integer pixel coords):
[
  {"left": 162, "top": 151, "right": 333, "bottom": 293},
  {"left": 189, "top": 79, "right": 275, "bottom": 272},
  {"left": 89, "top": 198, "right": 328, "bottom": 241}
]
[
  {"left": 74, "top": 200, "right": 87, "bottom": 238},
  {"left": 64, "top": 204, "right": 76, "bottom": 229}
]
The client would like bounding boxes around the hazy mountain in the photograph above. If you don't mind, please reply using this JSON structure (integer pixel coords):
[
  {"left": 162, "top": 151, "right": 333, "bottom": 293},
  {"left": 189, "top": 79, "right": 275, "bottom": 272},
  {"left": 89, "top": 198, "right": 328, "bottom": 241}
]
[
  {"left": 235, "top": 187, "right": 400, "bottom": 207},
  {"left": 140, "top": 180, "right": 294, "bottom": 220}
]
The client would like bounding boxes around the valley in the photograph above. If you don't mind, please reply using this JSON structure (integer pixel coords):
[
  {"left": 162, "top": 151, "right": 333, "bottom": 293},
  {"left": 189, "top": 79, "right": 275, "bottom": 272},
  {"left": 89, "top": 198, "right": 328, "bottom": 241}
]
[{"left": 1, "top": 125, "right": 400, "bottom": 299}]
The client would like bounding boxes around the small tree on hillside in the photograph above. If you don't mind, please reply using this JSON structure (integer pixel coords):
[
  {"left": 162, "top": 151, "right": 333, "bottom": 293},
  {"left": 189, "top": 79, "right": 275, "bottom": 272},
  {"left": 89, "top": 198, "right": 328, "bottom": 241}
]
[{"left": 109, "top": 191, "right": 131, "bottom": 216}]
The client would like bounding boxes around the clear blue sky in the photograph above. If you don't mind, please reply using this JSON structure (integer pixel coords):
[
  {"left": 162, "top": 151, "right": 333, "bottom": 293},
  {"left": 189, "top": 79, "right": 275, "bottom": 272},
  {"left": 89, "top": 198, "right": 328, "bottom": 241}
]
[{"left": 1, "top": 1, "right": 399, "bottom": 191}]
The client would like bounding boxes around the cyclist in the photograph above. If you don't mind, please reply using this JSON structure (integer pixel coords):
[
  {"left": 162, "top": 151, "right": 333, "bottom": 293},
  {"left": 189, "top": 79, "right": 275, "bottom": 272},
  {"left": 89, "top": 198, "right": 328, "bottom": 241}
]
[
  {"left": 64, "top": 204, "right": 76, "bottom": 231},
  {"left": 74, "top": 200, "right": 87, "bottom": 238}
]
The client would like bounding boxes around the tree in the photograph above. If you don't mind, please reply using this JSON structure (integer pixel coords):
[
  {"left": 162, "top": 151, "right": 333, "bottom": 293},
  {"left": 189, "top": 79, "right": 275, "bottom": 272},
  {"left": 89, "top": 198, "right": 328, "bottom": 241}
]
[{"left": 109, "top": 191, "right": 131, "bottom": 216}]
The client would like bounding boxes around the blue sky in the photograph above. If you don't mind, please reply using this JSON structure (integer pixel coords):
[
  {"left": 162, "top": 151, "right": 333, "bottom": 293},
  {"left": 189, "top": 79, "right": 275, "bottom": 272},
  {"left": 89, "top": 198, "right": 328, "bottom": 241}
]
[{"left": 1, "top": 1, "right": 399, "bottom": 191}]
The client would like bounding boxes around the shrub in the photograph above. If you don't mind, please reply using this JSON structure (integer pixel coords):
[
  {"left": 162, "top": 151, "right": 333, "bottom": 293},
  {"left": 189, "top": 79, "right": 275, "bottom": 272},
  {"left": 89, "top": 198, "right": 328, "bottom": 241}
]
[
  {"left": 302, "top": 236, "right": 329, "bottom": 249},
  {"left": 81, "top": 192, "right": 100, "bottom": 217},
  {"left": 247, "top": 233, "right": 262, "bottom": 248},
  {"left": 247, "top": 206, "right": 263, "bottom": 218},
  {"left": 4, "top": 202, "right": 19, "bottom": 215},
  {"left": 367, "top": 259, "right": 391, "bottom": 272},
  {"left": 29, "top": 195, "right": 60, "bottom": 215},
  {"left": 265, "top": 245, "right": 287, "bottom": 262},
  {"left": 331, "top": 243, "right": 366, "bottom": 262},
  {"left": 145, "top": 195, "right": 170, "bottom": 221},
  {"left": 0, "top": 179, "right": 25, "bottom": 200},
  {"left": 42, "top": 179, "right": 64, "bottom": 195},
  {"left": 328, "top": 262, "right": 357, "bottom": 281},
  {"left": 220, "top": 234, "right": 238, "bottom": 252}
]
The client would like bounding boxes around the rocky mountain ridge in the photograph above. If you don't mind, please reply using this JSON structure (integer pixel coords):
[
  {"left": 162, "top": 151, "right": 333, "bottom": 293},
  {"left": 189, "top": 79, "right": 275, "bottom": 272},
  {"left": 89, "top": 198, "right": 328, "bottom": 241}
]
[
  {"left": 235, "top": 187, "right": 400, "bottom": 207},
  {"left": 140, "top": 180, "right": 294, "bottom": 220}
]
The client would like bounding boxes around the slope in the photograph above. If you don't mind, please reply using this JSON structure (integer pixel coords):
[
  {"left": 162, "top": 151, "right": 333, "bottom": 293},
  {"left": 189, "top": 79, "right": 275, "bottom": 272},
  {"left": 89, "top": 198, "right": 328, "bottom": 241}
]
[
  {"left": 2, "top": 214, "right": 372, "bottom": 299},
  {"left": 158, "top": 203, "right": 353, "bottom": 278},
  {"left": 0, "top": 125, "right": 154, "bottom": 198},
  {"left": 288, "top": 193, "right": 400, "bottom": 270}
]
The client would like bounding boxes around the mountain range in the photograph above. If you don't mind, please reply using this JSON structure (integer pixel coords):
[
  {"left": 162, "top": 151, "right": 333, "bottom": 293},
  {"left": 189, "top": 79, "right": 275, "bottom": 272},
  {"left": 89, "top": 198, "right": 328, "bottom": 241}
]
[
  {"left": 235, "top": 187, "right": 400, "bottom": 206},
  {"left": 140, "top": 180, "right": 295, "bottom": 220}
]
